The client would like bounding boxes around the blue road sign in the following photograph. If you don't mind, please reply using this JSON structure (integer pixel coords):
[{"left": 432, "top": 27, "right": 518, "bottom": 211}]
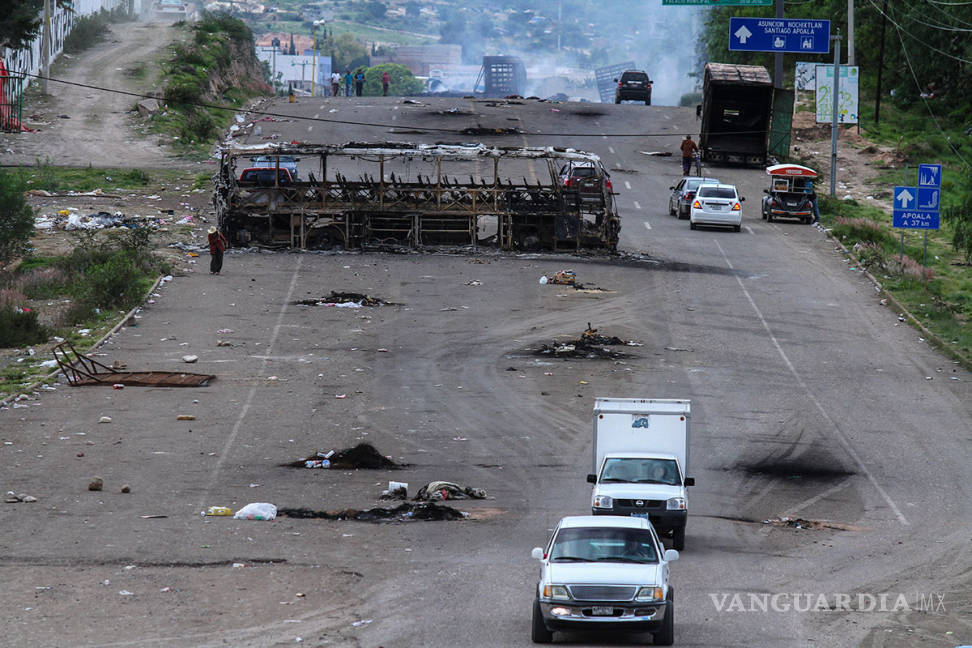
[
  {"left": 729, "top": 17, "right": 831, "bottom": 53},
  {"left": 893, "top": 179, "right": 940, "bottom": 230},
  {"left": 918, "top": 164, "right": 942, "bottom": 188}
]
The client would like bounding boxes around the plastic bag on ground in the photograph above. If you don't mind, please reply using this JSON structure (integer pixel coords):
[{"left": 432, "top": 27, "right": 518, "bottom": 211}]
[{"left": 234, "top": 502, "right": 277, "bottom": 520}]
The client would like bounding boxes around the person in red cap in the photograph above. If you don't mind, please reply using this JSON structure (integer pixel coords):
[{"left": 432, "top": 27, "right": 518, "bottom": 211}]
[{"left": 208, "top": 225, "right": 228, "bottom": 275}]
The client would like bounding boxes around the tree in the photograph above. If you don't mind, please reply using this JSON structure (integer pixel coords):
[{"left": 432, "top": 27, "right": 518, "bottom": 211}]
[
  {"left": 362, "top": 63, "right": 424, "bottom": 97},
  {"left": 0, "top": 170, "right": 34, "bottom": 267},
  {"left": 0, "top": 0, "right": 71, "bottom": 50},
  {"left": 364, "top": 0, "right": 386, "bottom": 20},
  {"left": 326, "top": 32, "right": 368, "bottom": 72}
]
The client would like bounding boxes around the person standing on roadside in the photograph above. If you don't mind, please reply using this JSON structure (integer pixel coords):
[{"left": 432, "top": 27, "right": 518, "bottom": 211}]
[
  {"left": 354, "top": 68, "right": 365, "bottom": 96},
  {"left": 344, "top": 68, "right": 352, "bottom": 97},
  {"left": 208, "top": 226, "right": 228, "bottom": 275},
  {"left": 680, "top": 134, "right": 699, "bottom": 176},
  {"left": 381, "top": 70, "right": 390, "bottom": 96},
  {"left": 330, "top": 71, "right": 341, "bottom": 98}
]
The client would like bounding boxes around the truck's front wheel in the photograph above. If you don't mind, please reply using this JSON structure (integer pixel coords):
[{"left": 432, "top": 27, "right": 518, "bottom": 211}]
[
  {"left": 653, "top": 593, "right": 674, "bottom": 645},
  {"left": 672, "top": 526, "right": 685, "bottom": 551},
  {"left": 532, "top": 600, "right": 553, "bottom": 643}
]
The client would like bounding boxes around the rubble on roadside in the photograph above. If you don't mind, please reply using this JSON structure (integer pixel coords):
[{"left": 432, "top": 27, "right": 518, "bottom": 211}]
[
  {"left": 284, "top": 443, "right": 405, "bottom": 470},
  {"left": 414, "top": 481, "right": 487, "bottom": 501},
  {"left": 293, "top": 292, "right": 389, "bottom": 308},
  {"left": 533, "top": 325, "right": 635, "bottom": 359}
]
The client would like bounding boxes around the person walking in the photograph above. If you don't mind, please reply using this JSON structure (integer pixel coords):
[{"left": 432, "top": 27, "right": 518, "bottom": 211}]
[
  {"left": 354, "top": 68, "right": 365, "bottom": 97},
  {"left": 680, "top": 134, "right": 699, "bottom": 176},
  {"left": 344, "top": 69, "right": 352, "bottom": 97},
  {"left": 330, "top": 71, "right": 341, "bottom": 98},
  {"left": 207, "top": 226, "right": 228, "bottom": 275},
  {"left": 381, "top": 70, "right": 390, "bottom": 96}
]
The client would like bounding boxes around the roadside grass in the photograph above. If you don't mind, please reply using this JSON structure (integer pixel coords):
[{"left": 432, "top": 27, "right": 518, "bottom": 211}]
[
  {"left": 148, "top": 13, "right": 271, "bottom": 154},
  {"left": 318, "top": 20, "right": 435, "bottom": 46},
  {"left": 0, "top": 230, "right": 171, "bottom": 398},
  {"left": 21, "top": 163, "right": 198, "bottom": 193},
  {"left": 819, "top": 194, "right": 971, "bottom": 363},
  {"left": 63, "top": 7, "right": 134, "bottom": 54}
]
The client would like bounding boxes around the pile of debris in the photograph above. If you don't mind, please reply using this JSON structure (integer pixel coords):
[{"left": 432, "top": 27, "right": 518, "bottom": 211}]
[
  {"left": 33, "top": 210, "right": 173, "bottom": 232},
  {"left": 293, "top": 292, "right": 387, "bottom": 308},
  {"left": 284, "top": 443, "right": 405, "bottom": 470},
  {"left": 535, "top": 324, "right": 633, "bottom": 359},
  {"left": 278, "top": 502, "right": 466, "bottom": 522},
  {"left": 414, "top": 481, "right": 486, "bottom": 501}
]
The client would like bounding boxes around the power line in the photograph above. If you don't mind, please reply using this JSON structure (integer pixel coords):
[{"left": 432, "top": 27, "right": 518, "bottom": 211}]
[
  {"left": 866, "top": 0, "right": 972, "bottom": 63},
  {"left": 19, "top": 71, "right": 764, "bottom": 139},
  {"left": 923, "top": 0, "right": 972, "bottom": 27}
]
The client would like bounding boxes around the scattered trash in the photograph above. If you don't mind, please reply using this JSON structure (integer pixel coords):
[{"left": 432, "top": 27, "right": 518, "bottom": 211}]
[
  {"left": 88, "top": 477, "right": 104, "bottom": 491},
  {"left": 120, "top": 484, "right": 131, "bottom": 494},
  {"left": 234, "top": 503, "right": 277, "bottom": 521},
  {"left": 232, "top": 563, "right": 245, "bottom": 569},
  {"left": 335, "top": 394, "right": 347, "bottom": 399},
  {"left": 414, "top": 481, "right": 486, "bottom": 501},
  {"left": 176, "top": 415, "right": 195, "bottom": 421},
  {"left": 112, "top": 383, "right": 124, "bottom": 390},
  {"left": 278, "top": 502, "right": 466, "bottom": 522},
  {"left": 294, "top": 292, "right": 388, "bottom": 307},
  {"left": 639, "top": 151, "right": 672, "bottom": 157},
  {"left": 119, "top": 590, "right": 134, "bottom": 596},
  {"left": 352, "top": 619, "right": 373, "bottom": 627},
  {"left": 217, "top": 328, "right": 234, "bottom": 334},
  {"left": 5, "top": 492, "right": 37, "bottom": 503},
  {"left": 465, "top": 280, "right": 482, "bottom": 286},
  {"left": 549, "top": 269, "right": 575, "bottom": 285},
  {"left": 285, "top": 443, "right": 404, "bottom": 470},
  {"left": 98, "top": 416, "right": 112, "bottom": 424},
  {"left": 538, "top": 275, "right": 548, "bottom": 285},
  {"left": 535, "top": 324, "right": 631, "bottom": 360},
  {"left": 380, "top": 481, "right": 409, "bottom": 499},
  {"left": 182, "top": 355, "right": 198, "bottom": 364},
  {"left": 203, "top": 506, "right": 233, "bottom": 516}
]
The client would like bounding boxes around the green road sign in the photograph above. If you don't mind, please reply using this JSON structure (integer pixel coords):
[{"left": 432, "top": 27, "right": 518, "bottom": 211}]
[{"left": 662, "top": 0, "right": 772, "bottom": 5}]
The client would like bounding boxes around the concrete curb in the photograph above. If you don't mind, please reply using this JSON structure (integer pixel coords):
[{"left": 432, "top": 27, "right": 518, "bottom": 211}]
[
  {"left": 0, "top": 275, "right": 166, "bottom": 408},
  {"left": 821, "top": 226, "right": 971, "bottom": 371}
]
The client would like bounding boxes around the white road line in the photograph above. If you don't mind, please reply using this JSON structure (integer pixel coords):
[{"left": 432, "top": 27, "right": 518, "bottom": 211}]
[
  {"left": 745, "top": 225, "right": 754, "bottom": 234},
  {"left": 608, "top": 146, "right": 615, "bottom": 154},
  {"left": 644, "top": 221, "right": 651, "bottom": 230},
  {"left": 198, "top": 256, "right": 304, "bottom": 508},
  {"left": 714, "top": 240, "right": 908, "bottom": 526},
  {"left": 307, "top": 125, "right": 313, "bottom": 132},
  {"left": 602, "top": 134, "right": 607, "bottom": 139},
  {"left": 624, "top": 181, "right": 632, "bottom": 190},
  {"left": 782, "top": 477, "right": 856, "bottom": 518},
  {"left": 633, "top": 201, "right": 642, "bottom": 210},
  {"left": 313, "top": 113, "right": 319, "bottom": 119}
]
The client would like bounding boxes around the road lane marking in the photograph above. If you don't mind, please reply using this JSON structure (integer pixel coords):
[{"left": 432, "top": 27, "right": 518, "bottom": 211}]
[
  {"left": 307, "top": 125, "right": 313, "bottom": 132},
  {"left": 199, "top": 256, "right": 304, "bottom": 508},
  {"left": 745, "top": 225, "right": 754, "bottom": 234},
  {"left": 714, "top": 240, "right": 908, "bottom": 526},
  {"left": 313, "top": 113, "right": 319, "bottom": 119},
  {"left": 782, "top": 477, "right": 856, "bottom": 518},
  {"left": 608, "top": 146, "right": 615, "bottom": 154},
  {"left": 644, "top": 221, "right": 651, "bottom": 230},
  {"left": 624, "top": 181, "right": 632, "bottom": 190},
  {"left": 633, "top": 201, "right": 641, "bottom": 210}
]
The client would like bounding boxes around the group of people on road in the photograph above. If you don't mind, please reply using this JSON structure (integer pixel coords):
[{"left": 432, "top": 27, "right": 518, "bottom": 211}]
[{"left": 327, "top": 68, "right": 392, "bottom": 97}]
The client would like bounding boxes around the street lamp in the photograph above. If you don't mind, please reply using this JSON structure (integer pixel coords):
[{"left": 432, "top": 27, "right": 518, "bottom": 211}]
[{"left": 312, "top": 19, "right": 326, "bottom": 97}]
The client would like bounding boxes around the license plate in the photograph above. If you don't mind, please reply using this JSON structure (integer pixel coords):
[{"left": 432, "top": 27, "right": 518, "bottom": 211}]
[
  {"left": 630, "top": 512, "right": 650, "bottom": 519},
  {"left": 709, "top": 204, "right": 725, "bottom": 210},
  {"left": 592, "top": 606, "right": 614, "bottom": 616}
]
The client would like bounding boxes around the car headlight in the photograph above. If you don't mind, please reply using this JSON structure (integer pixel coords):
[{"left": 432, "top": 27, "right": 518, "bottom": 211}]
[
  {"left": 666, "top": 497, "right": 687, "bottom": 510},
  {"left": 636, "top": 586, "right": 664, "bottom": 602},
  {"left": 543, "top": 584, "right": 570, "bottom": 601},
  {"left": 593, "top": 494, "right": 613, "bottom": 509}
]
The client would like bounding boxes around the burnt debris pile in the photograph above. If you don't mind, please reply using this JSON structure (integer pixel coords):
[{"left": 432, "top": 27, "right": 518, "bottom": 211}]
[
  {"left": 278, "top": 502, "right": 466, "bottom": 522},
  {"left": 293, "top": 292, "right": 387, "bottom": 307},
  {"left": 284, "top": 443, "right": 405, "bottom": 470},
  {"left": 535, "top": 324, "right": 634, "bottom": 360}
]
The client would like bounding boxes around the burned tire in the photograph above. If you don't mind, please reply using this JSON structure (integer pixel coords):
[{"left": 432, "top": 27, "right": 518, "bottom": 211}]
[
  {"left": 532, "top": 599, "right": 553, "bottom": 643},
  {"left": 733, "top": 225, "right": 741, "bottom": 233},
  {"left": 653, "top": 593, "right": 674, "bottom": 646}
]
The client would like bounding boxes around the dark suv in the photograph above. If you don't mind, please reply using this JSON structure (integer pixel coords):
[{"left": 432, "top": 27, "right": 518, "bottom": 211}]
[{"left": 614, "top": 70, "right": 652, "bottom": 105}]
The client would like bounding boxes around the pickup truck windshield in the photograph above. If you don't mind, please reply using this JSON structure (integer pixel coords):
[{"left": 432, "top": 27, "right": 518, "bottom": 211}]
[
  {"left": 600, "top": 458, "right": 680, "bottom": 485},
  {"left": 550, "top": 527, "right": 658, "bottom": 564}
]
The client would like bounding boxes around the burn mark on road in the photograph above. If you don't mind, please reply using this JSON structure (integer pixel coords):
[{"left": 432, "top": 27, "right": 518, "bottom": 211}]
[{"left": 734, "top": 457, "right": 856, "bottom": 482}]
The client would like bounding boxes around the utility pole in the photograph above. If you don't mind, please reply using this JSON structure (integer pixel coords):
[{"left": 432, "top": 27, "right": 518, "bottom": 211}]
[
  {"left": 557, "top": 0, "right": 562, "bottom": 51},
  {"left": 847, "top": 0, "right": 855, "bottom": 66},
  {"left": 773, "top": 0, "right": 784, "bottom": 89},
  {"left": 41, "top": 0, "right": 52, "bottom": 94},
  {"left": 829, "top": 31, "right": 841, "bottom": 198},
  {"left": 874, "top": 0, "right": 888, "bottom": 124}
]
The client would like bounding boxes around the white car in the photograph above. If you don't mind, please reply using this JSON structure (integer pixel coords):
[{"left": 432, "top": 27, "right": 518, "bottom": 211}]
[
  {"left": 689, "top": 183, "right": 744, "bottom": 232},
  {"left": 530, "top": 515, "right": 678, "bottom": 645}
]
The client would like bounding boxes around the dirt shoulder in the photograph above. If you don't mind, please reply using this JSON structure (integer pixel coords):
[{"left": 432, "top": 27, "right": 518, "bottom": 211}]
[{"left": 2, "top": 21, "right": 192, "bottom": 170}]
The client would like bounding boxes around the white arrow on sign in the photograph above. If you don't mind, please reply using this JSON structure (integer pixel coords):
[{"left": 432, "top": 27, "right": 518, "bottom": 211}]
[
  {"left": 896, "top": 188, "right": 914, "bottom": 208},
  {"left": 734, "top": 25, "right": 753, "bottom": 44}
]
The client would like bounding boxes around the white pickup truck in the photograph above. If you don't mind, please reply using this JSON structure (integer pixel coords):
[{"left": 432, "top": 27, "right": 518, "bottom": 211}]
[
  {"left": 586, "top": 398, "right": 694, "bottom": 549},
  {"left": 531, "top": 515, "right": 678, "bottom": 644}
]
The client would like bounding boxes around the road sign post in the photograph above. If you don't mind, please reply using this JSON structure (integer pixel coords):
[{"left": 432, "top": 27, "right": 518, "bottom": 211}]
[{"left": 893, "top": 162, "right": 942, "bottom": 276}]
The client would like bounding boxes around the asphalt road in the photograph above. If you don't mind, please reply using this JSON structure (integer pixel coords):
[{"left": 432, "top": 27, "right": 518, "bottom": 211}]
[{"left": 1, "top": 96, "right": 969, "bottom": 648}]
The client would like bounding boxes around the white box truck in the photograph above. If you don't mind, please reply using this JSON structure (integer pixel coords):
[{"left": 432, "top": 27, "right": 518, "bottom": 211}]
[{"left": 586, "top": 398, "right": 694, "bottom": 550}]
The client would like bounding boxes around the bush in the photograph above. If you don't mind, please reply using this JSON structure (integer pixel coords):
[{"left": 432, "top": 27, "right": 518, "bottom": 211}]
[
  {"left": 182, "top": 109, "right": 217, "bottom": 141},
  {"left": 0, "top": 170, "right": 34, "bottom": 266},
  {"left": 164, "top": 79, "right": 203, "bottom": 106},
  {"left": 0, "top": 305, "right": 48, "bottom": 347},
  {"left": 832, "top": 216, "right": 896, "bottom": 248}
]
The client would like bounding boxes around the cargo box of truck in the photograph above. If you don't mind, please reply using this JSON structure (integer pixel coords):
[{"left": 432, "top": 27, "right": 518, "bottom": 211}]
[
  {"left": 586, "top": 398, "right": 694, "bottom": 550},
  {"left": 699, "top": 63, "right": 774, "bottom": 166}
]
